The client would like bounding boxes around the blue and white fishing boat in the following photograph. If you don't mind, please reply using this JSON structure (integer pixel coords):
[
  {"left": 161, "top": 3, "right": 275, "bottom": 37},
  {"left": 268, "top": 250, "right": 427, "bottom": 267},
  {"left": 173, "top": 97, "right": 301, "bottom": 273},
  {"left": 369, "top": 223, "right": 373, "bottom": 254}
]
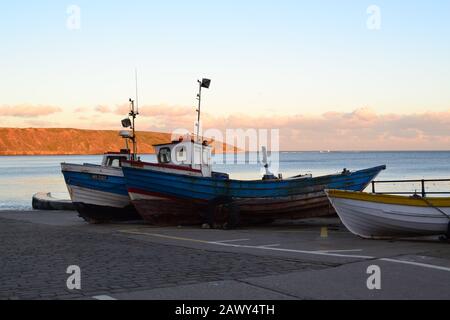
[
  {"left": 120, "top": 79, "right": 386, "bottom": 226},
  {"left": 121, "top": 139, "right": 386, "bottom": 225},
  {"left": 61, "top": 99, "right": 141, "bottom": 223}
]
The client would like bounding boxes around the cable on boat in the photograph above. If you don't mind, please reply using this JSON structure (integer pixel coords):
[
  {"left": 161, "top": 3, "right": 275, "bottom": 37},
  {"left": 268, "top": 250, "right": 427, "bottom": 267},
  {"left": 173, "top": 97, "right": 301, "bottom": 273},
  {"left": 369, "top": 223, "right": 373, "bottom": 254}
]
[
  {"left": 416, "top": 195, "right": 450, "bottom": 239},
  {"left": 415, "top": 195, "right": 450, "bottom": 220}
]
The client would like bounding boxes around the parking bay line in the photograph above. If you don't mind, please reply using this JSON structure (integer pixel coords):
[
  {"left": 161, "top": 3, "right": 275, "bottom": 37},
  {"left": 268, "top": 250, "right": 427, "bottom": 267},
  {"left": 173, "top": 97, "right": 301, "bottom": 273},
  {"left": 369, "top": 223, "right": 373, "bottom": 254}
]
[
  {"left": 258, "top": 244, "right": 281, "bottom": 248},
  {"left": 380, "top": 258, "right": 450, "bottom": 272},
  {"left": 121, "top": 230, "right": 373, "bottom": 259},
  {"left": 92, "top": 295, "right": 117, "bottom": 300},
  {"left": 120, "top": 230, "right": 450, "bottom": 272},
  {"left": 214, "top": 239, "right": 251, "bottom": 243},
  {"left": 316, "top": 249, "right": 363, "bottom": 253}
]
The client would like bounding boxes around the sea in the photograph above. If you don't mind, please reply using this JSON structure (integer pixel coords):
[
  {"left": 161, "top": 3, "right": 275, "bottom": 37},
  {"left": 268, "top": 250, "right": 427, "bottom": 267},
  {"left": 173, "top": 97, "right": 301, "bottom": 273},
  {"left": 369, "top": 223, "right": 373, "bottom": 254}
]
[{"left": 1, "top": 151, "right": 450, "bottom": 210}]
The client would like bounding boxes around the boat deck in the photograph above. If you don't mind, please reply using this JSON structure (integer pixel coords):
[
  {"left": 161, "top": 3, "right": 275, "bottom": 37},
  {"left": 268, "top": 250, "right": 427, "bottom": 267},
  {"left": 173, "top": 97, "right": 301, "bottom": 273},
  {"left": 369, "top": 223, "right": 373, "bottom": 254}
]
[{"left": 0, "top": 210, "right": 449, "bottom": 300}]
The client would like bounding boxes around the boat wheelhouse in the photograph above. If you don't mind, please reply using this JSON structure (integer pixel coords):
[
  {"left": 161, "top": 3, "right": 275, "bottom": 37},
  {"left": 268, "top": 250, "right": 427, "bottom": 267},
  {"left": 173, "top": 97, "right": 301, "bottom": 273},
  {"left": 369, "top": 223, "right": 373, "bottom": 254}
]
[{"left": 151, "top": 137, "right": 214, "bottom": 178}]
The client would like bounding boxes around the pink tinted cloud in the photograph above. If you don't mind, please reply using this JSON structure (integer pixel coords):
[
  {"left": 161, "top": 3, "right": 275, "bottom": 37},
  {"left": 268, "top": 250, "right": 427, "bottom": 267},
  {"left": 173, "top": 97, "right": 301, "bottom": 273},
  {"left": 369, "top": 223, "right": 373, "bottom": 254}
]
[
  {"left": 0, "top": 104, "right": 61, "bottom": 117},
  {"left": 74, "top": 107, "right": 88, "bottom": 113},
  {"left": 137, "top": 106, "right": 450, "bottom": 150},
  {"left": 95, "top": 105, "right": 112, "bottom": 113},
  {"left": 112, "top": 103, "right": 194, "bottom": 117},
  {"left": 6, "top": 103, "right": 449, "bottom": 150}
]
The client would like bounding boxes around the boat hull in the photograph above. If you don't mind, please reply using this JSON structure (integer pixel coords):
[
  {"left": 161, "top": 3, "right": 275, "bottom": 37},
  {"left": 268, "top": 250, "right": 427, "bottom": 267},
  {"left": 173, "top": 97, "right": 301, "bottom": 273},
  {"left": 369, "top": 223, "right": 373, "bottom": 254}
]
[
  {"left": 128, "top": 191, "right": 203, "bottom": 225},
  {"left": 61, "top": 163, "right": 140, "bottom": 223},
  {"left": 128, "top": 189, "right": 335, "bottom": 226},
  {"left": 326, "top": 190, "right": 450, "bottom": 239},
  {"left": 123, "top": 164, "right": 386, "bottom": 225}
]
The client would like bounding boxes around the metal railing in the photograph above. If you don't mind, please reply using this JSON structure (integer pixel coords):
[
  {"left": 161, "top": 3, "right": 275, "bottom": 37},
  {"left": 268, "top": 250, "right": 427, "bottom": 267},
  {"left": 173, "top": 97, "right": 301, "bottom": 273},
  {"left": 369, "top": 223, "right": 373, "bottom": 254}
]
[{"left": 371, "top": 179, "right": 450, "bottom": 197}]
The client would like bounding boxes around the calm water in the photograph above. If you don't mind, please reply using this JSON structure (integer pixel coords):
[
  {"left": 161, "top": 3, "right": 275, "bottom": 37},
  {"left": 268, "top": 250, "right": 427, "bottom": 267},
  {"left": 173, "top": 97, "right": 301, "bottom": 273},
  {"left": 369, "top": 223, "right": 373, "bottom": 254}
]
[{"left": 1, "top": 152, "right": 450, "bottom": 210}]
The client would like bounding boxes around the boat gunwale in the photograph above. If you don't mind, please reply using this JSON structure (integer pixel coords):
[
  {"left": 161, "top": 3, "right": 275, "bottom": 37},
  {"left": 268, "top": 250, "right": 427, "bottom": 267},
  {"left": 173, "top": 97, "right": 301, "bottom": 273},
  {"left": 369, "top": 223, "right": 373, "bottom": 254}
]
[
  {"left": 122, "top": 162, "right": 386, "bottom": 185},
  {"left": 326, "top": 189, "right": 450, "bottom": 207},
  {"left": 122, "top": 168, "right": 378, "bottom": 195}
]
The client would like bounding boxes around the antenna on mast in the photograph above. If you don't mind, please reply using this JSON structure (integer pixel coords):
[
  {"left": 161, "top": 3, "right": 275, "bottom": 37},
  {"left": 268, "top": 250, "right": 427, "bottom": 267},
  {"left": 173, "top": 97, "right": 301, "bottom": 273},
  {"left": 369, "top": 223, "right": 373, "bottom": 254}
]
[
  {"left": 135, "top": 68, "right": 139, "bottom": 114},
  {"left": 127, "top": 99, "right": 138, "bottom": 161},
  {"left": 121, "top": 70, "right": 140, "bottom": 161}
]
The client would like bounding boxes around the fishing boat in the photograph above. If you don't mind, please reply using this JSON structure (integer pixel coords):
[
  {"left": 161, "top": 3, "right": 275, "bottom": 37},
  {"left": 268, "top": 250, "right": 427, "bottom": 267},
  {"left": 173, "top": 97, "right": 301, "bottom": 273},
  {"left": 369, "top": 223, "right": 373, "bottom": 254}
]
[
  {"left": 121, "top": 79, "right": 386, "bottom": 226},
  {"left": 122, "top": 145, "right": 386, "bottom": 225},
  {"left": 61, "top": 99, "right": 141, "bottom": 223},
  {"left": 326, "top": 183, "right": 450, "bottom": 239}
]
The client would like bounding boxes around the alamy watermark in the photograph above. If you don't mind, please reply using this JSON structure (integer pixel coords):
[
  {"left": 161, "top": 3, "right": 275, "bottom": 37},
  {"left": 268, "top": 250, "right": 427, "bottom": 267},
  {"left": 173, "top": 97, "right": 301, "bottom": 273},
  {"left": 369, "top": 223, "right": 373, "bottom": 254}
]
[
  {"left": 66, "top": 265, "right": 81, "bottom": 290},
  {"left": 66, "top": 5, "right": 81, "bottom": 30},
  {"left": 367, "top": 5, "right": 382, "bottom": 31},
  {"left": 366, "top": 265, "right": 381, "bottom": 290},
  {"left": 170, "top": 125, "right": 280, "bottom": 175}
]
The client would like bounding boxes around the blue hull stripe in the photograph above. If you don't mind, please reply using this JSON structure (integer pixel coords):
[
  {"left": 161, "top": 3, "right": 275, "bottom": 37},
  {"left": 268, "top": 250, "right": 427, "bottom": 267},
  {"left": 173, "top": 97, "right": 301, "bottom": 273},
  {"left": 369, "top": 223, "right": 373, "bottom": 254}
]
[
  {"left": 123, "top": 165, "right": 385, "bottom": 201},
  {"left": 62, "top": 170, "right": 128, "bottom": 196}
]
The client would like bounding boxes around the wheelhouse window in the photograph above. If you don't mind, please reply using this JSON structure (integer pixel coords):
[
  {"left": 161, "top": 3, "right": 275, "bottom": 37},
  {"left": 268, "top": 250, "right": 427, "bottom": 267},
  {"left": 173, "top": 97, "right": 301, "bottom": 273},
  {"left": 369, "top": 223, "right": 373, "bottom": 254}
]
[
  {"left": 158, "top": 147, "right": 172, "bottom": 164},
  {"left": 193, "top": 145, "right": 202, "bottom": 166},
  {"left": 106, "top": 156, "right": 126, "bottom": 167},
  {"left": 176, "top": 146, "right": 187, "bottom": 162},
  {"left": 202, "top": 148, "right": 211, "bottom": 165}
]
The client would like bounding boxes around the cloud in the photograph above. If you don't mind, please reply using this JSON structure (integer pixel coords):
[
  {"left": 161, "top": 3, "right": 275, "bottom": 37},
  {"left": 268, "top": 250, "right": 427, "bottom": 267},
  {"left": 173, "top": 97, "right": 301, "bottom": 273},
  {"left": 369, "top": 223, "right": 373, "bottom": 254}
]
[
  {"left": 3, "top": 103, "right": 450, "bottom": 150},
  {"left": 115, "top": 103, "right": 130, "bottom": 115},
  {"left": 24, "top": 120, "right": 57, "bottom": 127},
  {"left": 95, "top": 105, "right": 112, "bottom": 113},
  {"left": 74, "top": 107, "right": 88, "bottom": 113},
  {"left": 139, "top": 105, "right": 195, "bottom": 118},
  {"left": 0, "top": 104, "right": 61, "bottom": 117},
  {"left": 134, "top": 106, "right": 450, "bottom": 150},
  {"left": 112, "top": 103, "right": 194, "bottom": 117}
]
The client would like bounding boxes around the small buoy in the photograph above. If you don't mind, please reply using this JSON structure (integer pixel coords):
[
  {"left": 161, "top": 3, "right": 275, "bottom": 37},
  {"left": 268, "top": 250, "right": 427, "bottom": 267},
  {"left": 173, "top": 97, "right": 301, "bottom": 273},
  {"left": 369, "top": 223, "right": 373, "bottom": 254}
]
[{"left": 320, "top": 227, "right": 329, "bottom": 238}]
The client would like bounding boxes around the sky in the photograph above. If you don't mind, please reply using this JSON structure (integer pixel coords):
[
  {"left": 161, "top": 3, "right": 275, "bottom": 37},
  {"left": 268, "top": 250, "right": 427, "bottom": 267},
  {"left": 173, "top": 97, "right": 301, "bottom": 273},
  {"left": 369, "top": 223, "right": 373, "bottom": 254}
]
[{"left": 0, "top": 1, "right": 449, "bottom": 150}]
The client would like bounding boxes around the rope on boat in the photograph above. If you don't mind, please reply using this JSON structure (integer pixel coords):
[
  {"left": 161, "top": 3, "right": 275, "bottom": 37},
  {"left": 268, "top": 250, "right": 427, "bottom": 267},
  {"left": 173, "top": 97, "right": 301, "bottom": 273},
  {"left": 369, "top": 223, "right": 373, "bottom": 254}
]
[
  {"left": 412, "top": 195, "right": 450, "bottom": 240},
  {"left": 418, "top": 196, "right": 450, "bottom": 220}
]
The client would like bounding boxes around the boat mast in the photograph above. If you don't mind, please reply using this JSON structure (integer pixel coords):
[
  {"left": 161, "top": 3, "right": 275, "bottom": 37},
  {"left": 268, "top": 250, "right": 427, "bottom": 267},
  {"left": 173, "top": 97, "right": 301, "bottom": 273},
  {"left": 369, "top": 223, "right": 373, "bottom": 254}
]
[
  {"left": 130, "top": 69, "right": 140, "bottom": 161},
  {"left": 128, "top": 98, "right": 138, "bottom": 161},
  {"left": 135, "top": 68, "right": 139, "bottom": 115},
  {"left": 196, "top": 81, "right": 202, "bottom": 143},
  {"left": 121, "top": 72, "right": 140, "bottom": 161},
  {"left": 196, "top": 78, "right": 211, "bottom": 143}
]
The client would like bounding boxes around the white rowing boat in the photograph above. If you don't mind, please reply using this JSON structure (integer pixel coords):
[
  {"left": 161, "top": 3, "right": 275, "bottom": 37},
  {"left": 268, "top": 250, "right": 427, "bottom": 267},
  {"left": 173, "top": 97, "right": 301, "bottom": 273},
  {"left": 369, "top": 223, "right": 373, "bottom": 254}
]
[{"left": 325, "top": 189, "right": 450, "bottom": 239}]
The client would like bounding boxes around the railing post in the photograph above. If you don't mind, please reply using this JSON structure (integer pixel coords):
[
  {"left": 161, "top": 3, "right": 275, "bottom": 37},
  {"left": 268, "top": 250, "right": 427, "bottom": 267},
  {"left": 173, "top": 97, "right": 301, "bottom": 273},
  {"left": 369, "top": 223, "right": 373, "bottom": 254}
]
[
  {"left": 372, "top": 181, "right": 376, "bottom": 194},
  {"left": 421, "top": 180, "right": 426, "bottom": 197}
]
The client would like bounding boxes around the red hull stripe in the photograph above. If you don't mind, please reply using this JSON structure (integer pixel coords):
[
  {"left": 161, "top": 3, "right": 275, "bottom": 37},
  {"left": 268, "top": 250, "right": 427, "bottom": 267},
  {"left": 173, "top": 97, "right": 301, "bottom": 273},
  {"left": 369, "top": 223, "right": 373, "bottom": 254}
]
[
  {"left": 123, "top": 160, "right": 202, "bottom": 173},
  {"left": 128, "top": 188, "right": 208, "bottom": 203}
]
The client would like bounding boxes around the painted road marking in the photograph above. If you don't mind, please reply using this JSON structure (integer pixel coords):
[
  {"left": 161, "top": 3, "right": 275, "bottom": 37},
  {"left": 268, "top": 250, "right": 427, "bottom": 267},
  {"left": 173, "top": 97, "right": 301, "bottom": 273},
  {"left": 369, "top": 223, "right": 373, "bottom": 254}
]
[
  {"left": 214, "top": 239, "right": 251, "bottom": 243},
  {"left": 92, "top": 295, "right": 117, "bottom": 300},
  {"left": 316, "top": 249, "right": 363, "bottom": 253},
  {"left": 210, "top": 240, "right": 281, "bottom": 247},
  {"left": 122, "top": 230, "right": 373, "bottom": 259},
  {"left": 275, "top": 230, "right": 348, "bottom": 234},
  {"left": 213, "top": 241, "right": 374, "bottom": 259},
  {"left": 380, "top": 258, "right": 450, "bottom": 272},
  {"left": 122, "top": 231, "right": 210, "bottom": 244},
  {"left": 120, "top": 230, "right": 450, "bottom": 272}
]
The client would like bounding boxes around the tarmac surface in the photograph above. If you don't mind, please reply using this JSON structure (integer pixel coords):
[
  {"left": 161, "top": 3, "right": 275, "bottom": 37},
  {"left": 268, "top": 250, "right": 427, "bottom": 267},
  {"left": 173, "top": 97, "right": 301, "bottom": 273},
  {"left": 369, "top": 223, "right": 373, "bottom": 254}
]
[{"left": 0, "top": 210, "right": 449, "bottom": 300}]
